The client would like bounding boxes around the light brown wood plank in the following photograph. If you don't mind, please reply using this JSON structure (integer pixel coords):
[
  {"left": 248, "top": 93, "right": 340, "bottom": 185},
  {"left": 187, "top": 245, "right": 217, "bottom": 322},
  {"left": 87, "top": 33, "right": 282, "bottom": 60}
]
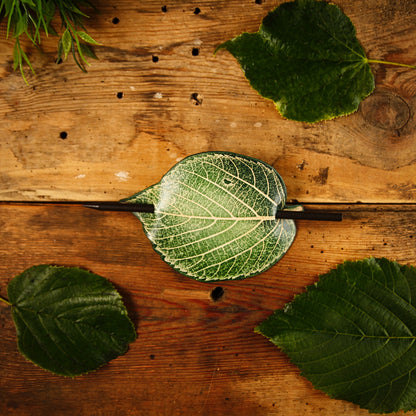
[
  {"left": 0, "top": 0, "right": 416, "bottom": 203},
  {"left": 0, "top": 204, "right": 415, "bottom": 415}
]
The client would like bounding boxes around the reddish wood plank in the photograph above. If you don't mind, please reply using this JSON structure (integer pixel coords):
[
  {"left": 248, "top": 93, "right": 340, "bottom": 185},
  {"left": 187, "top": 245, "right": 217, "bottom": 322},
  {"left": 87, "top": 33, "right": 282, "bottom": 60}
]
[{"left": 0, "top": 204, "right": 415, "bottom": 415}]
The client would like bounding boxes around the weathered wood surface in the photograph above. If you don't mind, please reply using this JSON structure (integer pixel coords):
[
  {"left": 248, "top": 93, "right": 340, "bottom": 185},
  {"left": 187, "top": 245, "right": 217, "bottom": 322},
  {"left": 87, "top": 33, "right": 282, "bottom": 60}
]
[
  {"left": 0, "top": 204, "right": 415, "bottom": 416},
  {"left": 0, "top": 0, "right": 416, "bottom": 202},
  {"left": 0, "top": 0, "right": 416, "bottom": 415}
]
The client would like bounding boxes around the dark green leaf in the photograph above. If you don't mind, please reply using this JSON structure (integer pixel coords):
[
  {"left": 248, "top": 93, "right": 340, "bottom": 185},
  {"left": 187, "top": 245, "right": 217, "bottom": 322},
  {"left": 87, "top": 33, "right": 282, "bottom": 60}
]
[
  {"left": 122, "top": 152, "right": 298, "bottom": 282},
  {"left": 8, "top": 265, "right": 136, "bottom": 377},
  {"left": 21, "top": 0, "right": 36, "bottom": 7},
  {"left": 256, "top": 258, "right": 416, "bottom": 413},
  {"left": 47, "top": 23, "right": 58, "bottom": 37},
  {"left": 12, "top": 41, "right": 20, "bottom": 70},
  {"left": 39, "top": 0, "right": 57, "bottom": 35},
  {"left": 56, "top": 37, "right": 64, "bottom": 63},
  {"left": 14, "top": 15, "right": 27, "bottom": 37},
  {"left": 216, "top": 0, "right": 375, "bottom": 122},
  {"left": 43, "top": 0, "right": 57, "bottom": 21},
  {"left": 79, "top": 42, "right": 98, "bottom": 60}
]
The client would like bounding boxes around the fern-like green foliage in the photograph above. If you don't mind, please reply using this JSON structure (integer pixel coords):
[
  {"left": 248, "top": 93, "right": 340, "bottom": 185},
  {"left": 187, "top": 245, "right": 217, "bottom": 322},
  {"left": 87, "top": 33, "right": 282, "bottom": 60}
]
[{"left": 0, "top": 0, "right": 99, "bottom": 82}]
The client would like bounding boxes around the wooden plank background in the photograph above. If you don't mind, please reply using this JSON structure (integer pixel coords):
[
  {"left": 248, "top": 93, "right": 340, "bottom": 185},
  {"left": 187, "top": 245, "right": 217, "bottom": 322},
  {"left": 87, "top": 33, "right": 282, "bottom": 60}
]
[{"left": 0, "top": 0, "right": 415, "bottom": 415}]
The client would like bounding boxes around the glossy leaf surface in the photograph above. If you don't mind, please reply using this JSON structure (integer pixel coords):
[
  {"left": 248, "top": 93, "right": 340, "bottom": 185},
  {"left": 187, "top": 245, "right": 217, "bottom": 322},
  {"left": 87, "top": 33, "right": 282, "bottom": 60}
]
[
  {"left": 8, "top": 265, "right": 136, "bottom": 377},
  {"left": 256, "top": 258, "right": 416, "bottom": 413},
  {"left": 123, "top": 152, "right": 297, "bottom": 281},
  {"left": 216, "top": 0, "right": 375, "bottom": 122}
]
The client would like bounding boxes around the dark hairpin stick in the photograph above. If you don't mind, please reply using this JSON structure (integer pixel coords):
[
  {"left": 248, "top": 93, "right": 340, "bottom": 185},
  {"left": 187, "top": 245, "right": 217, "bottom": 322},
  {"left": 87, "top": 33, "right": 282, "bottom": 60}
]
[
  {"left": 0, "top": 201, "right": 342, "bottom": 221},
  {"left": 83, "top": 202, "right": 155, "bottom": 213},
  {"left": 84, "top": 202, "right": 342, "bottom": 221},
  {"left": 0, "top": 200, "right": 155, "bottom": 212},
  {"left": 275, "top": 210, "right": 342, "bottom": 221}
]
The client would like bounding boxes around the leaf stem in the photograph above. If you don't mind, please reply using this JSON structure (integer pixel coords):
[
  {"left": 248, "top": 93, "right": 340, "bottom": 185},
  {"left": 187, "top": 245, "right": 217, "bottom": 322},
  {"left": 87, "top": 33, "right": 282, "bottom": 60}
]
[
  {"left": 366, "top": 58, "right": 416, "bottom": 69},
  {"left": 0, "top": 295, "right": 12, "bottom": 307}
]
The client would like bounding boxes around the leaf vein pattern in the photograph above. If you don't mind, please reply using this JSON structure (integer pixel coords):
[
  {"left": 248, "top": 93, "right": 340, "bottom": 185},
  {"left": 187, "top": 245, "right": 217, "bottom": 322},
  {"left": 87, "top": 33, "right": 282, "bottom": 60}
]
[
  {"left": 345, "top": 341, "right": 416, "bottom": 399},
  {"left": 162, "top": 184, "right": 220, "bottom": 217},
  {"left": 293, "top": 335, "right": 365, "bottom": 366},
  {"left": 15, "top": 310, "right": 57, "bottom": 362},
  {"left": 341, "top": 274, "right": 415, "bottom": 337},
  {"left": 164, "top": 219, "right": 241, "bottom": 252},
  {"left": 38, "top": 313, "right": 87, "bottom": 365},
  {"left": 365, "top": 374, "right": 395, "bottom": 411},
  {"left": 149, "top": 216, "right": 193, "bottom": 233},
  {"left": 177, "top": 169, "right": 265, "bottom": 216},
  {"left": 295, "top": 293, "right": 369, "bottom": 338},
  {"left": 386, "top": 371, "right": 411, "bottom": 410},
  {"left": 16, "top": 283, "right": 107, "bottom": 309},
  {"left": 186, "top": 221, "right": 282, "bottom": 275},
  {"left": 152, "top": 218, "right": 218, "bottom": 241},
  {"left": 44, "top": 296, "right": 119, "bottom": 315},
  {"left": 360, "top": 268, "right": 416, "bottom": 317},
  {"left": 156, "top": 181, "right": 275, "bottom": 220},
  {"left": 279, "top": 297, "right": 393, "bottom": 376},
  {"left": 166, "top": 178, "right": 255, "bottom": 217},
  {"left": 263, "top": 222, "right": 289, "bottom": 266},
  {"left": 188, "top": 159, "right": 281, "bottom": 206},
  {"left": 314, "top": 338, "right": 391, "bottom": 381},
  {"left": 174, "top": 219, "right": 266, "bottom": 262},
  {"left": 316, "top": 289, "right": 390, "bottom": 336},
  {"left": 279, "top": 60, "right": 365, "bottom": 105},
  {"left": 314, "top": 7, "right": 365, "bottom": 60}
]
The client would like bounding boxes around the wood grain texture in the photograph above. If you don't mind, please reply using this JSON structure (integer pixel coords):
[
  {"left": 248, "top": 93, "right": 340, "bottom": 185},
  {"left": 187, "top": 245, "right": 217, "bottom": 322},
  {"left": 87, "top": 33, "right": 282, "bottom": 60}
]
[
  {"left": 0, "top": 204, "right": 415, "bottom": 416},
  {"left": 0, "top": 0, "right": 415, "bottom": 203},
  {"left": 1, "top": 0, "right": 416, "bottom": 414}
]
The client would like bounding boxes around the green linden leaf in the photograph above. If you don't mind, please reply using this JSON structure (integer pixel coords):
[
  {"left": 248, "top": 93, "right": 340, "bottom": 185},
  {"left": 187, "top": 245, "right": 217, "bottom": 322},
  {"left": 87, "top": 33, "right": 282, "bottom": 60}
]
[
  {"left": 256, "top": 258, "right": 416, "bottom": 413},
  {"left": 216, "top": 0, "right": 375, "bottom": 122},
  {"left": 7, "top": 265, "right": 136, "bottom": 377},
  {"left": 122, "top": 152, "right": 298, "bottom": 282}
]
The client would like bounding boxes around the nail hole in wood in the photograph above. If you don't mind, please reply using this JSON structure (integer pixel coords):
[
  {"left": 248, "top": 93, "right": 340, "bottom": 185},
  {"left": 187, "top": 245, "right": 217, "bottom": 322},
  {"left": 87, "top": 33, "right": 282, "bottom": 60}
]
[
  {"left": 190, "top": 92, "right": 202, "bottom": 105},
  {"left": 60, "top": 131, "right": 68, "bottom": 140},
  {"left": 255, "top": 0, "right": 263, "bottom": 4},
  {"left": 161, "top": 5, "right": 167, "bottom": 12},
  {"left": 192, "top": 48, "right": 199, "bottom": 56},
  {"left": 211, "top": 287, "right": 224, "bottom": 301},
  {"left": 152, "top": 55, "right": 159, "bottom": 63},
  {"left": 112, "top": 17, "right": 120, "bottom": 24},
  {"left": 194, "top": 7, "right": 201, "bottom": 14},
  {"left": 117, "top": 92, "right": 123, "bottom": 99}
]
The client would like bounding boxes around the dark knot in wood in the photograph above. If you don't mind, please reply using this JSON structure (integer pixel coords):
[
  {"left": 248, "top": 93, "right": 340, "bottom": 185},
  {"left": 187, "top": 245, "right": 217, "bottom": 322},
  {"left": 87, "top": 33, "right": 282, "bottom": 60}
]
[{"left": 361, "top": 90, "right": 410, "bottom": 132}]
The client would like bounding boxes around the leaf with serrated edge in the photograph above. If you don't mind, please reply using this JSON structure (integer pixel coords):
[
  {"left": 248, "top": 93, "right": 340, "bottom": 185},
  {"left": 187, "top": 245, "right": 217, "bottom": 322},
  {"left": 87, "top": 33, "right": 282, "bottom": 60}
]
[
  {"left": 8, "top": 265, "right": 136, "bottom": 377},
  {"left": 122, "top": 152, "right": 297, "bottom": 282},
  {"left": 216, "top": 0, "right": 375, "bottom": 123},
  {"left": 256, "top": 258, "right": 416, "bottom": 413}
]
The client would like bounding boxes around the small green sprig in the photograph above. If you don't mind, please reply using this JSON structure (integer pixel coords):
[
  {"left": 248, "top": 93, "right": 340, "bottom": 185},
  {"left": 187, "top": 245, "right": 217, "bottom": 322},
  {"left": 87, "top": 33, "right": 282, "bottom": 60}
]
[{"left": 0, "top": 0, "right": 99, "bottom": 83}]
